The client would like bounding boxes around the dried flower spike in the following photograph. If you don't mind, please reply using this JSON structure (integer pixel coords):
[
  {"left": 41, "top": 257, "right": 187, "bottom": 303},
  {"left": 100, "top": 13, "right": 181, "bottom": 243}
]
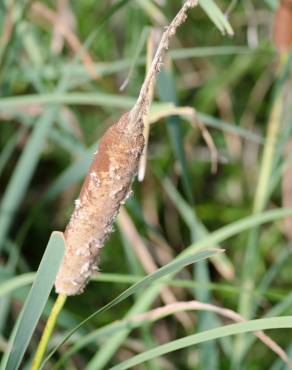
[
  {"left": 55, "top": 0, "right": 198, "bottom": 295},
  {"left": 55, "top": 113, "right": 144, "bottom": 294}
]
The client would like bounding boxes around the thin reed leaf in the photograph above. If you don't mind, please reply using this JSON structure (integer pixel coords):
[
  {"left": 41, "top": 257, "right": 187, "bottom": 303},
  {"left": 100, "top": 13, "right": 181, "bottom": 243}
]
[
  {"left": 42, "top": 248, "right": 220, "bottom": 369},
  {"left": 0, "top": 107, "right": 59, "bottom": 251},
  {"left": 69, "top": 208, "right": 292, "bottom": 370},
  {"left": 199, "top": 0, "right": 234, "bottom": 36},
  {"left": 0, "top": 273, "right": 35, "bottom": 299},
  {"left": 235, "top": 54, "right": 290, "bottom": 366},
  {"left": 157, "top": 70, "right": 194, "bottom": 204},
  {"left": 0, "top": 130, "right": 24, "bottom": 178},
  {"left": 109, "top": 317, "right": 292, "bottom": 370}
]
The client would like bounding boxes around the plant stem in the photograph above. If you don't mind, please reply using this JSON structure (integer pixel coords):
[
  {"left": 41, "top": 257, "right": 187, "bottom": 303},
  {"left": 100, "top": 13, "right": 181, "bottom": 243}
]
[
  {"left": 239, "top": 54, "right": 286, "bottom": 321},
  {"left": 252, "top": 96, "right": 283, "bottom": 213},
  {"left": 30, "top": 294, "right": 67, "bottom": 370},
  {"left": 237, "top": 94, "right": 283, "bottom": 324},
  {"left": 234, "top": 53, "right": 287, "bottom": 368}
]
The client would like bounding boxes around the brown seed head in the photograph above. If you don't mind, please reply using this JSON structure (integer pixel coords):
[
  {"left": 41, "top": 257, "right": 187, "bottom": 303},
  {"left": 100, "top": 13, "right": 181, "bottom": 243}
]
[
  {"left": 55, "top": 0, "right": 199, "bottom": 296},
  {"left": 55, "top": 113, "right": 144, "bottom": 295}
]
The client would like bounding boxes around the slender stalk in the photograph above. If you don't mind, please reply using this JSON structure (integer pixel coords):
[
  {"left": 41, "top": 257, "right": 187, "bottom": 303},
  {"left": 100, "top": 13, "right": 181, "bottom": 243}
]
[
  {"left": 239, "top": 54, "right": 287, "bottom": 319},
  {"left": 234, "top": 53, "right": 287, "bottom": 368},
  {"left": 252, "top": 96, "right": 283, "bottom": 213},
  {"left": 238, "top": 93, "right": 283, "bottom": 322},
  {"left": 30, "top": 294, "right": 67, "bottom": 370},
  {"left": 129, "top": 0, "right": 198, "bottom": 125},
  {"left": 138, "top": 28, "right": 156, "bottom": 181}
]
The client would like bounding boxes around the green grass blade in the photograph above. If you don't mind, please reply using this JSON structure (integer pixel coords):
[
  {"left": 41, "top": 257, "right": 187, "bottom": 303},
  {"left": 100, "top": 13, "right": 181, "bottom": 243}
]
[
  {"left": 109, "top": 317, "right": 292, "bottom": 370},
  {"left": 271, "top": 344, "right": 292, "bottom": 370},
  {"left": 54, "top": 278, "right": 292, "bottom": 369},
  {"left": 157, "top": 66, "right": 217, "bottom": 370},
  {"left": 94, "top": 0, "right": 131, "bottom": 31},
  {"left": 253, "top": 248, "right": 291, "bottom": 315},
  {"left": 84, "top": 285, "right": 161, "bottom": 370},
  {"left": 119, "top": 26, "right": 150, "bottom": 91},
  {"left": 264, "top": 0, "right": 278, "bottom": 10},
  {"left": 40, "top": 109, "right": 262, "bottom": 207},
  {"left": 0, "top": 270, "right": 286, "bottom": 315},
  {"left": 241, "top": 292, "right": 292, "bottom": 361},
  {"left": 85, "top": 251, "right": 219, "bottom": 370},
  {"left": 44, "top": 143, "right": 97, "bottom": 202},
  {"left": 199, "top": 0, "right": 234, "bottom": 36},
  {"left": 197, "top": 112, "right": 263, "bottom": 144},
  {"left": 159, "top": 171, "right": 217, "bottom": 366},
  {"left": 0, "top": 107, "right": 58, "bottom": 251},
  {"left": 41, "top": 248, "right": 221, "bottom": 369},
  {"left": 0, "top": 130, "right": 24, "bottom": 179},
  {"left": 0, "top": 273, "right": 35, "bottom": 299},
  {"left": 168, "top": 46, "right": 250, "bottom": 59},
  {"left": 35, "top": 46, "right": 250, "bottom": 83},
  {"left": 0, "top": 93, "right": 135, "bottom": 110},
  {"left": 162, "top": 176, "right": 234, "bottom": 280},
  {"left": 0, "top": 94, "right": 264, "bottom": 145},
  {"left": 59, "top": 208, "right": 292, "bottom": 369},
  {"left": 59, "top": 208, "right": 292, "bottom": 370},
  {"left": 1, "top": 232, "right": 65, "bottom": 370},
  {"left": 157, "top": 70, "right": 194, "bottom": 204},
  {"left": 235, "top": 59, "right": 290, "bottom": 366}
]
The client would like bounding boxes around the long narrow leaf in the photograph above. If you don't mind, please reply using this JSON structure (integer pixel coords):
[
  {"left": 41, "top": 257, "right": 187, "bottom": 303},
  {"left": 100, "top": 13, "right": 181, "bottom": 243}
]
[
  {"left": 199, "top": 0, "right": 234, "bottom": 36},
  {"left": 80, "top": 208, "right": 292, "bottom": 369},
  {"left": 41, "top": 248, "right": 222, "bottom": 369},
  {"left": 109, "top": 316, "right": 292, "bottom": 370},
  {"left": 1, "top": 232, "right": 65, "bottom": 370},
  {"left": 0, "top": 273, "right": 35, "bottom": 299},
  {"left": 157, "top": 70, "right": 194, "bottom": 204},
  {"left": 0, "top": 107, "right": 58, "bottom": 251}
]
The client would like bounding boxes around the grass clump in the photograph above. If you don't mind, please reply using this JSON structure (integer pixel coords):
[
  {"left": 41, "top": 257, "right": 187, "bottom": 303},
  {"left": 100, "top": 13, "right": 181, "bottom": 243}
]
[{"left": 0, "top": 1, "right": 291, "bottom": 370}]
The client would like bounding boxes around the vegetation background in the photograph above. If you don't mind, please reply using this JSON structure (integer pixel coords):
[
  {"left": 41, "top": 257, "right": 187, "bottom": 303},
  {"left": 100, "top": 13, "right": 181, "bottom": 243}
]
[{"left": 0, "top": 0, "right": 291, "bottom": 369}]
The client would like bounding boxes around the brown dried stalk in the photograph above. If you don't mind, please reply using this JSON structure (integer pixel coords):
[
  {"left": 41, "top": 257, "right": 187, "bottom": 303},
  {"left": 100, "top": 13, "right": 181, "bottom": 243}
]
[
  {"left": 130, "top": 0, "right": 198, "bottom": 126},
  {"left": 138, "top": 28, "right": 160, "bottom": 181},
  {"left": 129, "top": 301, "right": 291, "bottom": 366},
  {"left": 55, "top": 0, "right": 198, "bottom": 295},
  {"left": 118, "top": 208, "right": 193, "bottom": 329}
]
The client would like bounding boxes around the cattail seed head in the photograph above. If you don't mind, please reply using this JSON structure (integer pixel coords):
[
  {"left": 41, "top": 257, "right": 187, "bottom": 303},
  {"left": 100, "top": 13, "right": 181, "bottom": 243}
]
[
  {"left": 55, "top": 0, "right": 198, "bottom": 296},
  {"left": 55, "top": 113, "right": 144, "bottom": 295}
]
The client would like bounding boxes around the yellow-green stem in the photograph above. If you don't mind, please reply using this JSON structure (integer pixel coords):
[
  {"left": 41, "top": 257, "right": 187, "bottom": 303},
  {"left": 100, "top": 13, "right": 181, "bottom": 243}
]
[
  {"left": 240, "top": 52, "right": 287, "bottom": 319},
  {"left": 234, "top": 51, "right": 288, "bottom": 368},
  {"left": 252, "top": 94, "right": 283, "bottom": 213},
  {"left": 30, "top": 294, "right": 67, "bottom": 370}
]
